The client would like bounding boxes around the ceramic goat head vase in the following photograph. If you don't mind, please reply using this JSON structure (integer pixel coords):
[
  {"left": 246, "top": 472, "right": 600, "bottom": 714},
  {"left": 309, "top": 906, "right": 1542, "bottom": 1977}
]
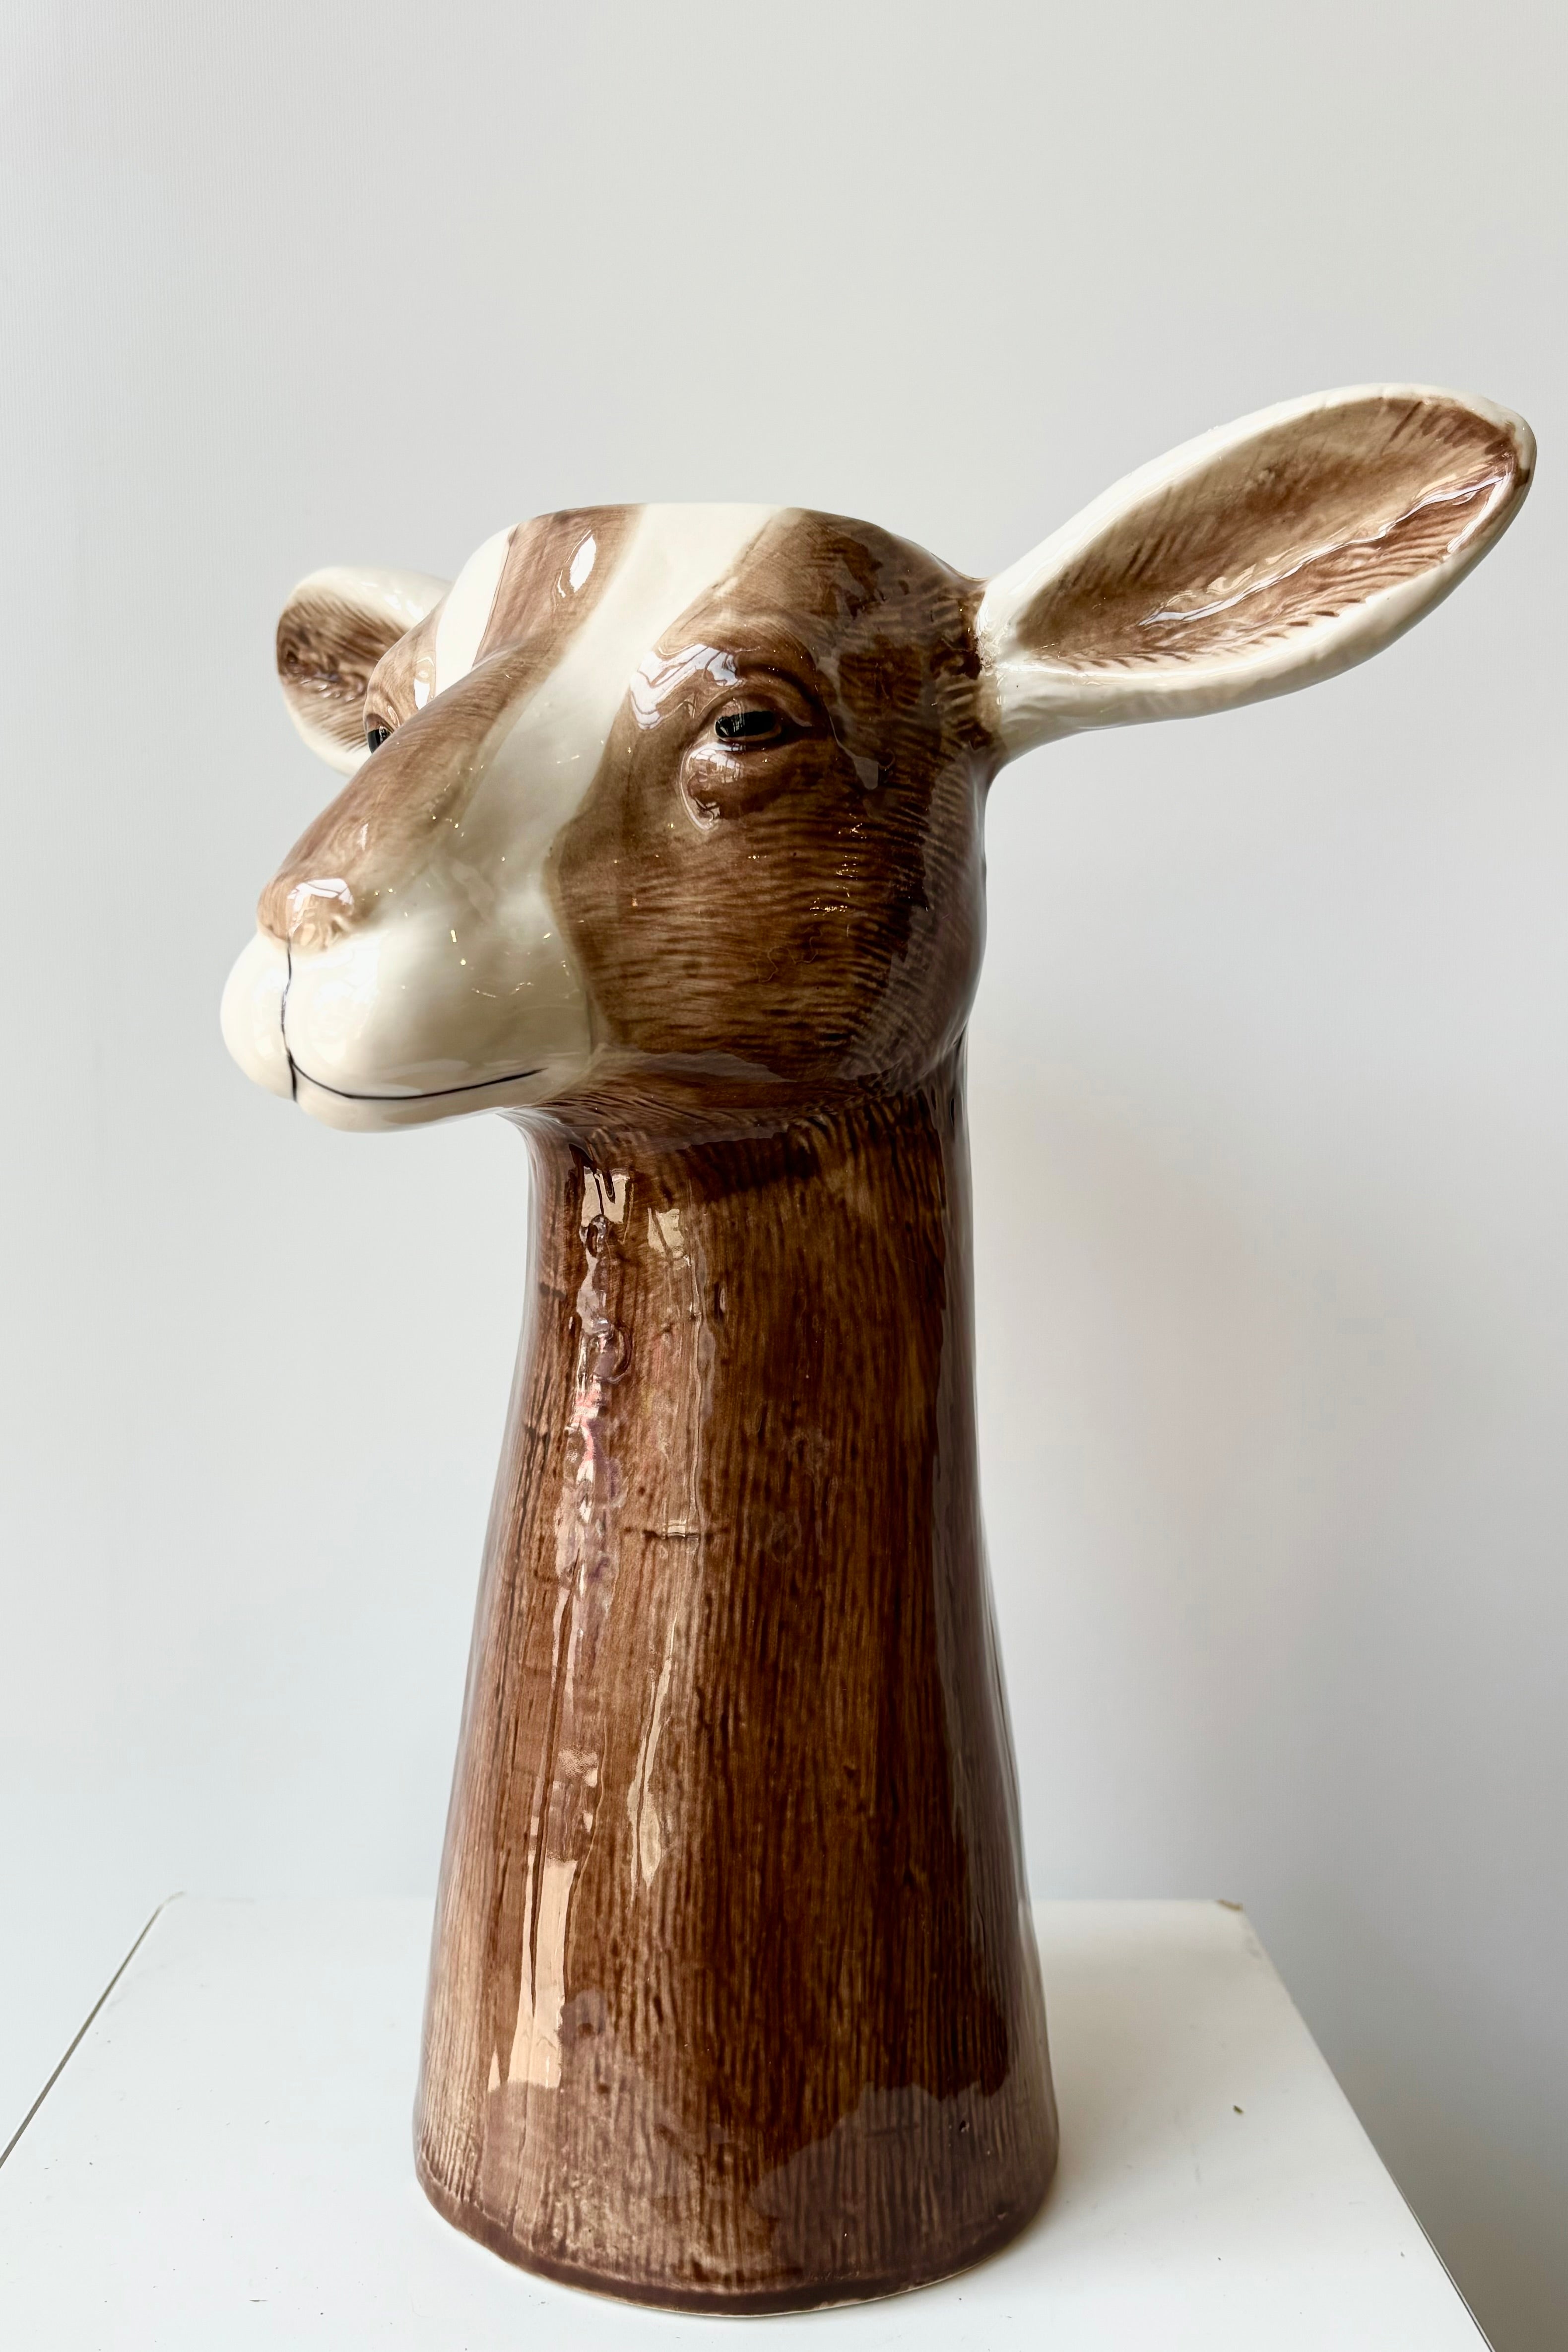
[{"left": 224, "top": 386, "right": 1531, "bottom": 2313}]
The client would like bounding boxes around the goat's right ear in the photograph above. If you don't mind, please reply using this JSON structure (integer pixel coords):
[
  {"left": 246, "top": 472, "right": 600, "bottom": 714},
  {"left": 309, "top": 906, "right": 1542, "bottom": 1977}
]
[
  {"left": 978, "top": 386, "right": 1533, "bottom": 760},
  {"left": 276, "top": 565, "right": 450, "bottom": 774}
]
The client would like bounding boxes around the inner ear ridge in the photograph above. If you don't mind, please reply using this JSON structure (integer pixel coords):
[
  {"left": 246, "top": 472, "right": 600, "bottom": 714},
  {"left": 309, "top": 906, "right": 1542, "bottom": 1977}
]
[
  {"left": 277, "top": 589, "right": 408, "bottom": 753},
  {"left": 1017, "top": 396, "right": 1521, "bottom": 671}
]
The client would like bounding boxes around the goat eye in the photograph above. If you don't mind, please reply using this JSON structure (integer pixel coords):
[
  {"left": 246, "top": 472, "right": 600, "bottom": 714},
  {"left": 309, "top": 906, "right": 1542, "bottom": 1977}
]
[
  {"left": 714, "top": 707, "right": 785, "bottom": 746},
  {"left": 365, "top": 723, "right": 392, "bottom": 753}
]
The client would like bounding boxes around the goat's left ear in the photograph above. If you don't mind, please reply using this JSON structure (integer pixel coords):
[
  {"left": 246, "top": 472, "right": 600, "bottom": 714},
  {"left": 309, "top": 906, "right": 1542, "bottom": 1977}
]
[
  {"left": 978, "top": 385, "right": 1533, "bottom": 760},
  {"left": 276, "top": 564, "right": 450, "bottom": 774}
]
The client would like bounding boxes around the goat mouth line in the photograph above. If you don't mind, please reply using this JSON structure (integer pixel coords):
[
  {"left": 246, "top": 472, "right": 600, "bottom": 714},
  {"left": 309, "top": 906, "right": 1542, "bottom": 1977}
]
[
  {"left": 278, "top": 944, "right": 545, "bottom": 1105},
  {"left": 286, "top": 1056, "right": 545, "bottom": 1105}
]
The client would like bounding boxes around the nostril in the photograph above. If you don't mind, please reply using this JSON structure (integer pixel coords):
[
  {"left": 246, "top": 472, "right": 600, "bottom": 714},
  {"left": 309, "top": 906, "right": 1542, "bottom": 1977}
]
[
  {"left": 285, "top": 874, "right": 355, "bottom": 947},
  {"left": 258, "top": 867, "right": 364, "bottom": 949}
]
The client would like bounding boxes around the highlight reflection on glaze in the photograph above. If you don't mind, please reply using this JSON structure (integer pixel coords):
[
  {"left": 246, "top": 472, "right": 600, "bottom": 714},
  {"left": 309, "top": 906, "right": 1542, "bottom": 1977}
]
[{"left": 221, "top": 385, "right": 1533, "bottom": 2312}]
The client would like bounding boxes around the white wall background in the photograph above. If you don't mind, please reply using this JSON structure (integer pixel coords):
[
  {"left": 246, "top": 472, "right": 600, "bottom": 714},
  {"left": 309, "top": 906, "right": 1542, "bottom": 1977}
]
[{"left": 2, "top": 1, "right": 1562, "bottom": 2341}]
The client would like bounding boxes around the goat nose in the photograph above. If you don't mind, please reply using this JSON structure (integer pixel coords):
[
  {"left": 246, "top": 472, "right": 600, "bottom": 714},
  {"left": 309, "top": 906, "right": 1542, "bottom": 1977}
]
[{"left": 282, "top": 874, "right": 357, "bottom": 952}]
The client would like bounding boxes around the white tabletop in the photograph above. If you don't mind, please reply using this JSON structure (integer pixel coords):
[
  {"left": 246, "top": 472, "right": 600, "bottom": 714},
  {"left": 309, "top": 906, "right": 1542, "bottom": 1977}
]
[{"left": 0, "top": 1896, "right": 1484, "bottom": 2348}]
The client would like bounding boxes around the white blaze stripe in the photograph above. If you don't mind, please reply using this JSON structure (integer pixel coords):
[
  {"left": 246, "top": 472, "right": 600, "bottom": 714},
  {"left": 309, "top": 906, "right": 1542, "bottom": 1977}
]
[
  {"left": 434, "top": 525, "right": 513, "bottom": 693},
  {"left": 458, "top": 502, "right": 782, "bottom": 857},
  {"left": 253, "top": 503, "right": 785, "bottom": 1131}
]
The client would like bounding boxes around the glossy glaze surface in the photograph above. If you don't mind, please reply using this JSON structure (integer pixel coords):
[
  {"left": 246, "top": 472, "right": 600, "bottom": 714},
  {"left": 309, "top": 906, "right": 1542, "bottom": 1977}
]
[
  {"left": 417, "top": 1066, "right": 1054, "bottom": 2307},
  {"left": 222, "top": 385, "right": 1533, "bottom": 2310}
]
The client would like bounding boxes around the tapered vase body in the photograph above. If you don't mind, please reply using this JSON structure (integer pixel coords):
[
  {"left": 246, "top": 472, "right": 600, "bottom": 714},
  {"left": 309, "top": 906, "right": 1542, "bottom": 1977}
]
[{"left": 414, "top": 1059, "right": 1058, "bottom": 2311}]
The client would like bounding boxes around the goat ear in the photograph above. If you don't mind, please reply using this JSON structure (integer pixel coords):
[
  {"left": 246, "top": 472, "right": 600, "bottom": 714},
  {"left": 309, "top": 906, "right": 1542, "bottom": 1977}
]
[
  {"left": 979, "top": 386, "right": 1533, "bottom": 760},
  {"left": 276, "top": 565, "right": 450, "bottom": 774}
]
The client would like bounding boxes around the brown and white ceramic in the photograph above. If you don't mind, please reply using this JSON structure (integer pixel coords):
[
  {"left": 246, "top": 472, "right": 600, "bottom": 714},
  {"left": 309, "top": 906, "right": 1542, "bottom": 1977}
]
[{"left": 223, "top": 385, "right": 1532, "bottom": 2312}]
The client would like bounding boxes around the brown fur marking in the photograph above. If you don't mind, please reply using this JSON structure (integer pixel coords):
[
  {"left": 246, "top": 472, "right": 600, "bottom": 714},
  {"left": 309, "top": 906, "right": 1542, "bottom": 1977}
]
[
  {"left": 262, "top": 508, "right": 638, "bottom": 948},
  {"left": 276, "top": 588, "right": 407, "bottom": 757},
  {"left": 1020, "top": 395, "right": 1525, "bottom": 669},
  {"left": 552, "top": 513, "right": 994, "bottom": 1108}
]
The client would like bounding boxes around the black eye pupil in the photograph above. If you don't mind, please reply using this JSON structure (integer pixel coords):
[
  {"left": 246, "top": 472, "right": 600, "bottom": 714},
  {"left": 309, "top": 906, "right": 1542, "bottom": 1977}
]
[
  {"left": 366, "top": 724, "right": 392, "bottom": 752},
  {"left": 715, "top": 709, "right": 781, "bottom": 743}
]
